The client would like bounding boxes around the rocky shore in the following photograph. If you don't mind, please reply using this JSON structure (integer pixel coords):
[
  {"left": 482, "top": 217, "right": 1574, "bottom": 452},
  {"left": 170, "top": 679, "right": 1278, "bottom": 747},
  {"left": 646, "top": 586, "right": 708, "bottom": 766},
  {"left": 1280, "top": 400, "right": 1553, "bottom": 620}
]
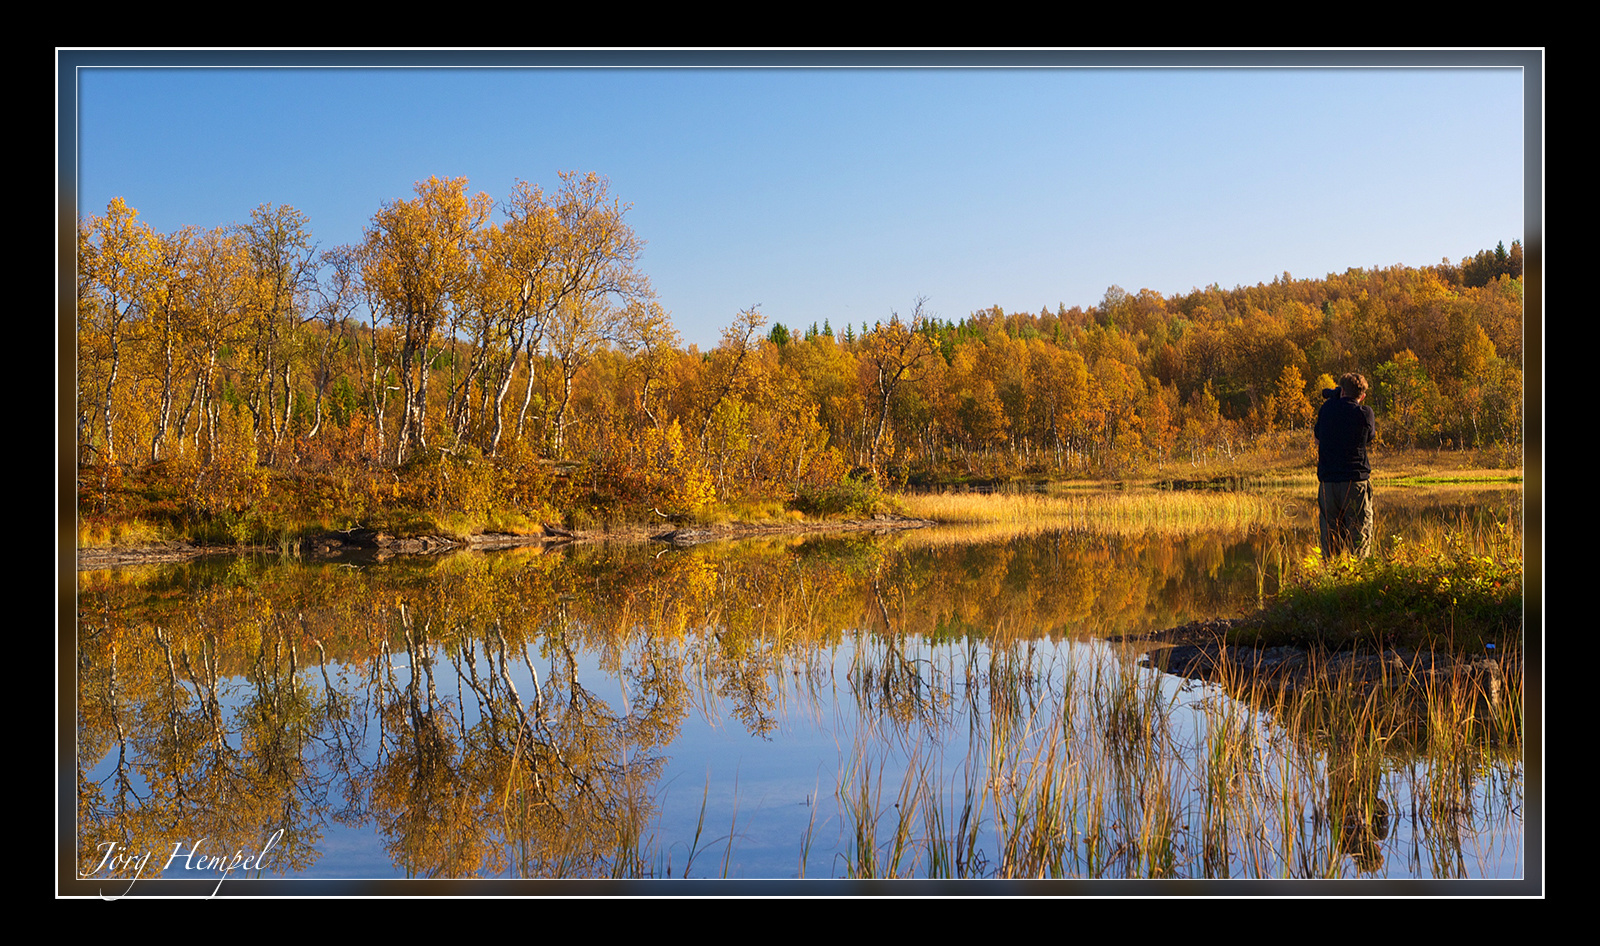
[
  {"left": 75, "top": 515, "right": 936, "bottom": 569},
  {"left": 1119, "top": 618, "right": 1510, "bottom": 698}
]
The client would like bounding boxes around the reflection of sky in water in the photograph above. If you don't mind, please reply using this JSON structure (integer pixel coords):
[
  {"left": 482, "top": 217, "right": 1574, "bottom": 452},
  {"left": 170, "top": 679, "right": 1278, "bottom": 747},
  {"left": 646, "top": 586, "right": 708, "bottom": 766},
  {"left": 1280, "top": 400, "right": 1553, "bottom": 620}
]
[
  {"left": 77, "top": 504, "right": 1524, "bottom": 881},
  {"left": 82, "top": 626, "right": 1523, "bottom": 881},
  {"left": 587, "top": 633, "right": 1521, "bottom": 879}
]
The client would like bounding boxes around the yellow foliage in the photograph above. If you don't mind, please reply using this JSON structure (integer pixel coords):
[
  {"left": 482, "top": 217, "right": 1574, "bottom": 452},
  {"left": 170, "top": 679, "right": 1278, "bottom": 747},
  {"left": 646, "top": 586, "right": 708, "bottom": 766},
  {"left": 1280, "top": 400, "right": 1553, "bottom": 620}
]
[{"left": 638, "top": 420, "right": 714, "bottom": 514}]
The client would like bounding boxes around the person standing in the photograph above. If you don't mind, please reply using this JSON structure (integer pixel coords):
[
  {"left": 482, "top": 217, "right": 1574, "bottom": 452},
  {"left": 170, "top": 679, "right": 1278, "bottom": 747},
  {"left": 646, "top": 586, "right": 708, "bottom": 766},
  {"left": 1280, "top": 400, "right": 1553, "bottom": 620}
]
[{"left": 1314, "top": 372, "right": 1376, "bottom": 558}]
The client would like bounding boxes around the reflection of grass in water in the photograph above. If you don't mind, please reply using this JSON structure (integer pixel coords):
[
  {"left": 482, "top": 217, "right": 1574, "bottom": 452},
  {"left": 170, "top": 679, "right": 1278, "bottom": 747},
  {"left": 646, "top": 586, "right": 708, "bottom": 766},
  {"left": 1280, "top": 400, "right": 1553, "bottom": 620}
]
[
  {"left": 81, "top": 491, "right": 1522, "bottom": 880},
  {"left": 823, "top": 636, "right": 1520, "bottom": 879},
  {"left": 831, "top": 644, "right": 1186, "bottom": 879},
  {"left": 901, "top": 488, "right": 1287, "bottom": 536},
  {"left": 525, "top": 507, "right": 1522, "bottom": 878},
  {"left": 1190, "top": 640, "right": 1520, "bottom": 878}
]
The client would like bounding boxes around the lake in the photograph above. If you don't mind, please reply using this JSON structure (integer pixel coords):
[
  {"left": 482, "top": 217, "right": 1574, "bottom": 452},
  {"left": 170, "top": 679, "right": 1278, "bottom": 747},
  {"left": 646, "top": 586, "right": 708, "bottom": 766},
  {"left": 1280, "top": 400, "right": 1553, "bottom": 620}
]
[{"left": 72, "top": 486, "right": 1525, "bottom": 887}]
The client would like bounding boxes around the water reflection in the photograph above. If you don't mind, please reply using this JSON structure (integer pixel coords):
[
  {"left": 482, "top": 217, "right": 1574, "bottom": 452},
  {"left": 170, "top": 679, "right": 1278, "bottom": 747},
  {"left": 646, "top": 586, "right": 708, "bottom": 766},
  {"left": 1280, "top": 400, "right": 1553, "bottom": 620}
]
[{"left": 75, "top": 494, "right": 1522, "bottom": 881}]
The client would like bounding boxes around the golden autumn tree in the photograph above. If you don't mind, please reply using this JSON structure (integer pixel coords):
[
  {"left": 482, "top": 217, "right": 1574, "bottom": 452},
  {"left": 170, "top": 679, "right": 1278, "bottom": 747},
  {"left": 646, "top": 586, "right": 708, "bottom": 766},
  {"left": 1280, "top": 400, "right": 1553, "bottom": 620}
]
[
  {"left": 738, "top": 342, "right": 846, "bottom": 493},
  {"left": 473, "top": 183, "right": 559, "bottom": 455},
  {"left": 184, "top": 226, "right": 255, "bottom": 468},
  {"left": 80, "top": 198, "right": 159, "bottom": 464},
  {"left": 617, "top": 300, "right": 680, "bottom": 432},
  {"left": 476, "top": 172, "right": 650, "bottom": 456},
  {"left": 240, "top": 204, "right": 317, "bottom": 465},
  {"left": 691, "top": 306, "right": 767, "bottom": 444},
  {"left": 860, "top": 298, "right": 937, "bottom": 479},
  {"left": 543, "top": 295, "right": 657, "bottom": 459},
  {"left": 306, "top": 244, "right": 364, "bottom": 442},
  {"left": 777, "top": 330, "right": 864, "bottom": 470},
  {"left": 361, "top": 177, "right": 493, "bottom": 465},
  {"left": 1270, "top": 363, "right": 1314, "bottom": 432},
  {"left": 942, "top": 341, "right": 1008, "bottom": 473},
  {"left": 141, "top": 224, "right": 200, "bottom": 463},
  {"left": 1018, "top": 338, "right": 1086, "bottom": 473},
  {"left": 1091, "top": 356, "right": 1147, "bottom": 474}
]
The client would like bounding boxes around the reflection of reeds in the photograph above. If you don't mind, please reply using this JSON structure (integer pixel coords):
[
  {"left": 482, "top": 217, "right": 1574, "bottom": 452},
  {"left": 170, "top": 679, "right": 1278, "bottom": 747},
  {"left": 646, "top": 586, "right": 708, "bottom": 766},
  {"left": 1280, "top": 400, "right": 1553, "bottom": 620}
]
[
  {"left": 80, "top": 504, "right": 1522, "bottom": 880},
  {"left": 825, "top": 632, "right": 1520, "bottom": 879},
  {"left": 832, "top": 643, "right": 1186, "bottom": 878},
  {"left": 1192, "top": 640, "right": 1520, "bottom": 878}
]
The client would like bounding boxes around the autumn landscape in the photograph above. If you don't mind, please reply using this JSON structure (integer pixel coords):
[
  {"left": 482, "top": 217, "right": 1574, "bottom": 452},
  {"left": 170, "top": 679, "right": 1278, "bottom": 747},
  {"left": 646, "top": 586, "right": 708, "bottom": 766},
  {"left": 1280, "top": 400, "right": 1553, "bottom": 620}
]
[
  {"left": 67, "top": 57, "right": 1534, "bottom": 892},
  {"left": 76, "top": 177, "right": 1524, "bottom": 549}
]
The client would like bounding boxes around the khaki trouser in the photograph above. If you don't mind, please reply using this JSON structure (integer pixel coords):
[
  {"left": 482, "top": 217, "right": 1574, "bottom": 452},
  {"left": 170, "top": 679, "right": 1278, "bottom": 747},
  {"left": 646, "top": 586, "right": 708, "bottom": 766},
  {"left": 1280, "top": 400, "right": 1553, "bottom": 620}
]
[{"left": 1319, "top": 480, "right": 1374, "bottom": 559}]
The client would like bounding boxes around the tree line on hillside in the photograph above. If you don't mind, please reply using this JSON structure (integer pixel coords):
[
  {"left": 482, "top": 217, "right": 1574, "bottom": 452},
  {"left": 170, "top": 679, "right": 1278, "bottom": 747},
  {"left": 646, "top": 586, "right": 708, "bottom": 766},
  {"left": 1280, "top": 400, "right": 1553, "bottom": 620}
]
[{"left": 77, "top": 174, "right": 1524, "bottom": 517}]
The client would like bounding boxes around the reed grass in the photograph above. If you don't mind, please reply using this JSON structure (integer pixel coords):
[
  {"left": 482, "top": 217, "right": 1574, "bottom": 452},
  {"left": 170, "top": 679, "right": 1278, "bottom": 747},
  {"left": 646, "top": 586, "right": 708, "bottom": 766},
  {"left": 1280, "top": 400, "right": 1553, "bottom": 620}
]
[
  {"left": 836, "top": 738, "right": 926, "bottom": 878},
  {"left": 819, "top": 627, "right": 1520, "bottom": 880},
  {"left": 78, "top": 517, "right": 172, "bottom": 548},
  {"left": 899, "top": 487, "right": 1287, "bottom": 536},
  {"left": 669, "top": 776, "right": 743, "bottom": 879}
]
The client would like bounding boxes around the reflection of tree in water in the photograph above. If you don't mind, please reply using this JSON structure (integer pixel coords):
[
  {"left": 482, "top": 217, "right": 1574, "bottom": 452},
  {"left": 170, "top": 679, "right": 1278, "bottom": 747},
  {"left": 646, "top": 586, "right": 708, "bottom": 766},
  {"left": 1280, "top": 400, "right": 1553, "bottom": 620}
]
[
  {"left": 77, "top": 583, "right": 328, "bottom": 879},
  {"left": 233, "top": 617, "right": 329, "bottom": 874},
  {"left": 78, "top": 557, "right": 691, "bottom": 879},
  {"left": 846, "top": 577, "right": 954, "bottom": 737},
  {"left": 355, "top": 596, "right": 674, "bottom": 877},
  {"left": 364, "top": 604, "right": 488, "bottom": 877},
  {"left": 77, "top": 526, "right": 1519, "bottom": 879},
  {"left": 79, "top": 531, "right": 1263, "bottom": 877},
  {"left": 705, "top": 628, "right": 779, "bottom": 739}
]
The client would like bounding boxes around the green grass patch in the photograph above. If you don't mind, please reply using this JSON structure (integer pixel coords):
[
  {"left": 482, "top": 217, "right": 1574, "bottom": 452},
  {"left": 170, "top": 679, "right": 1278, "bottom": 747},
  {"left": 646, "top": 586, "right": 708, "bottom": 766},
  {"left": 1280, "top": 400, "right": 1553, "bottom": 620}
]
[{"left": 1232, "top": 535, "right": 1522, "bottom": 655}]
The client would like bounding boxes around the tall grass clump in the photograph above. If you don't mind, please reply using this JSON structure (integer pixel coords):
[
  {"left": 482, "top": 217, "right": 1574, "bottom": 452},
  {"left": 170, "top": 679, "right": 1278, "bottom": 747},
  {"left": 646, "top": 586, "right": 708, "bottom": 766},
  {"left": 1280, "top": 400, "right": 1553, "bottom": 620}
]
[
  {"left": 1269, "top": 522, "right": 1522, "bottom": 654},
  {"left": 836, "top": 737, "right": 931, "bottom": 878}
]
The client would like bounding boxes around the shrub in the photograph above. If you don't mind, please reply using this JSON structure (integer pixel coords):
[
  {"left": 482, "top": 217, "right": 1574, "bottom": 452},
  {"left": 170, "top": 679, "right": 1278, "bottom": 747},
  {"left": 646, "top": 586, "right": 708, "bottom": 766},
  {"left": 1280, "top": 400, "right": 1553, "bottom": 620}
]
[{"left": 791, "top": 476, "right": 887, "bottom": 518}]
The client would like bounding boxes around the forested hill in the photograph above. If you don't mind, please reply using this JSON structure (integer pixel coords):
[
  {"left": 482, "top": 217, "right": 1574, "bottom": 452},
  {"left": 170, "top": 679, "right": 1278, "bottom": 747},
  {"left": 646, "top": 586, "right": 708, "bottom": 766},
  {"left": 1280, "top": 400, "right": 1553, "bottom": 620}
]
[{"left": 77, "top": 177, "right": 1523, "bottom": 529}]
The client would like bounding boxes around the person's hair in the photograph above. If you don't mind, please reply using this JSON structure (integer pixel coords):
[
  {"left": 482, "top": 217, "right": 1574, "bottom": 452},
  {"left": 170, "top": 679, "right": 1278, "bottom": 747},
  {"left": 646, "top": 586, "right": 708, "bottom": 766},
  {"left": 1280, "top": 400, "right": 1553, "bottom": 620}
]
[{"left": 1338, "top": 372, "right": 1369, "bottom": 399}]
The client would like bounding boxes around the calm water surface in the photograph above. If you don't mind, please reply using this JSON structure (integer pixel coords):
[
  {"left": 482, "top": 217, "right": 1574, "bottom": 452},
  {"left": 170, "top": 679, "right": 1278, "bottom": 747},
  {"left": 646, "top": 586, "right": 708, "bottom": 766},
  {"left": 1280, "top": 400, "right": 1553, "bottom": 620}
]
[{"left": 74, "top": 488, "right": 1524, "bottom": 883}]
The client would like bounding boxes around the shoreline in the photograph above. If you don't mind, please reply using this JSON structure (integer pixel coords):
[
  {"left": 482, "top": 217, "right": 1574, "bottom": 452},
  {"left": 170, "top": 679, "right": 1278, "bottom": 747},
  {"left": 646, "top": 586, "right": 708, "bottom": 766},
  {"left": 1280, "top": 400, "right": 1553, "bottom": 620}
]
[
  {"left": 1114, "top": 618, "right": 1514, "bottom": 694},
  {"left": 75, "top": 514, "right": 938, "bottom": 570}
]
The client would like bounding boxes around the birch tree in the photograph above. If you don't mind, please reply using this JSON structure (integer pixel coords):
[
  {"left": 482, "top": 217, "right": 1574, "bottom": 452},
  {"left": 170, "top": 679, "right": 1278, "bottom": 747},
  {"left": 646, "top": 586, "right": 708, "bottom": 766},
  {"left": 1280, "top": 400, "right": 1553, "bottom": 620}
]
[
  {"left": 360, "top": 177, "right": 492, "bottom": 464},
  {"left": 80, "top": 198, "right": 158, "bottom": 463},
  {"left": 240, "top": 204, "right": 317, "bottom": 463}
]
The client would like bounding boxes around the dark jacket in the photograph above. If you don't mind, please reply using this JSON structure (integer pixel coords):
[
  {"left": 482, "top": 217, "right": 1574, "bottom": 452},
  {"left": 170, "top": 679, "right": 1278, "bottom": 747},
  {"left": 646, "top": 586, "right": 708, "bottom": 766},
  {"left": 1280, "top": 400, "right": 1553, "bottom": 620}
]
[{"left": 1314, "top": 395, "right": 1375, "bottom": 482}]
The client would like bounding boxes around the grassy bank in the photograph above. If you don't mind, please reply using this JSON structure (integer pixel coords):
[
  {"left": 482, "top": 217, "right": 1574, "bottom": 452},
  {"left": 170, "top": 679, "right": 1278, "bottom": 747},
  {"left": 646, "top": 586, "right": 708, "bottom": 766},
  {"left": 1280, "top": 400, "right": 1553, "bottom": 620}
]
[
  {"left": 1227, "top": 509, "right": 1524, "bottom": 656},
  {"left": 74, "top": 457, "right": 901, "bottom": 550},
  {"left": 73, "top": 445, "right": 1523, "bottom": 552}
]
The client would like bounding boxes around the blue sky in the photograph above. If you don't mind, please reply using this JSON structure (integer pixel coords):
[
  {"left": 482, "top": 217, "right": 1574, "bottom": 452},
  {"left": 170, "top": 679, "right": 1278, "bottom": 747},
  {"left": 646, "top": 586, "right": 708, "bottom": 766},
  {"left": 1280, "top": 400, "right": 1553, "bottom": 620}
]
[{"left": 68, "top": 53, "right": 1531, "bottom": 348}]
